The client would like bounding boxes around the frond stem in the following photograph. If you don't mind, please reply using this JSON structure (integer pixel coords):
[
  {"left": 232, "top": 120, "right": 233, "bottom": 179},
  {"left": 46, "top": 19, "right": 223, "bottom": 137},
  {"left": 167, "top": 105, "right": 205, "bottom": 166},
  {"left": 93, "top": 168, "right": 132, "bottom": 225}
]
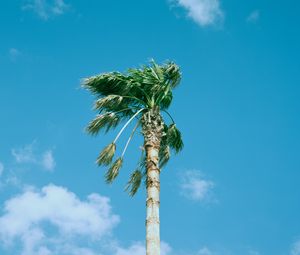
[
  {"left": 154, "top": 85, "right": 170, "bottom": 105},
  {"left": 121, "top": 121, "right": 140, "bottom": 157},
  {"left": 113, "top": 108, "right": 145, "bottom": 143},
  {"left": 101, "top": 108, "right": 132, "bottom": 116},
  {"left": 109, "top": 94, "right": 146, "bottom": 106},
  {"left": 133, "top": 86, "right": 151, "bottom": 107}
]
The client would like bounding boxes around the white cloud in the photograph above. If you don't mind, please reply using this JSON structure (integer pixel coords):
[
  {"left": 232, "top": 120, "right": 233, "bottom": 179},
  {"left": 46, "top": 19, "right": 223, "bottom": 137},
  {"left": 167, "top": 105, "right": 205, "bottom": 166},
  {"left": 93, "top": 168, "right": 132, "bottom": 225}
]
[
  {"left": 180, "top": 170, "right": 214, "bottom": 201},
  {"left": 0, "top": 183, "right": 173, "bottom": 255},
  {"left": 115, "top": 242, "right": 145, "bottom": 255},
  {"left": 11, "top": 142, "right": 56, "bottom": 171},
  {"left": 247, "top": 10, "right": 260, "bottom": 23},
  {"left": 291, "top": 240, "right": 300, "bottom": 255},
  {"left": 171, "top": 0, "right": 224, "bottom": 26},
  {"left": 0, "top": 162, "right": 4, "bottom": 177},
  {"left": 41, "top": 150, "right": 55, "bottom": 171},
  {"left": 197, "top": 247, "right": 215, "bottom": 255},
  {"left": 115, "top": 241, "right": 171, "bottom": 255},
  {"left": 0, "top": 184, "right": 119, "bottom": 255},
  {"left": 60, "top": 245, "right": 97, "bottom": 255},
  {"left": 22, "top": 0, "right": 69, "bottom": 20},
  {"left": 161, "top": 242, "right": 172, "bottom": 255},
  {"left": 248, "top": 251, "right": 260, "bottom": 255}
]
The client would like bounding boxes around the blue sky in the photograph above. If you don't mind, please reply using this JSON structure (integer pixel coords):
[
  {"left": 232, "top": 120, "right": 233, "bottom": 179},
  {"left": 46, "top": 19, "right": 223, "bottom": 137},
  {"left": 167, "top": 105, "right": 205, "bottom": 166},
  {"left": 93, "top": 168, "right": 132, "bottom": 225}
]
[{"left": 0, "top": 0, "right": 300, "bottom": 254}]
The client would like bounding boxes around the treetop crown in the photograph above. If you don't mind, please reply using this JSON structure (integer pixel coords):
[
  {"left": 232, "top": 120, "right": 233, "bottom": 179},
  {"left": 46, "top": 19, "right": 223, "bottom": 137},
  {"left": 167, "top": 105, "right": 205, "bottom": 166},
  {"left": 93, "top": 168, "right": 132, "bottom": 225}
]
[{"left": 83, "top": 60, "right": 181, "bottom": 110}]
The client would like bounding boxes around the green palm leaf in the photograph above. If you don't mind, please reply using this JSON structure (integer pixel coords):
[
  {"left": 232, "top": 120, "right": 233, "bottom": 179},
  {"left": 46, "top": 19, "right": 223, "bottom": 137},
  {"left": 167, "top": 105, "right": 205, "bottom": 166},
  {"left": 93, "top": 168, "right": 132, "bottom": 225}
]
[
  {"left": 159, "top": 145, "right": 170, "bottom": 168},
  {"left": 86, "top": 112, "right": 120, "bottom": 135},
  {"left": 162, "top": 62, "right": 181, "bottom": 88},
  {"left": 94, "top": 95, "right": 124, "bottom": 110},
  {"left": 105, "top": 157, "right": 123, "bottom": 183},
  {"left": 125, "top": 170, "right": 143, "bottom": 196},
  {"left": 96, "top": 143, "right": 116, "bottom": 166},
  {"left": 167, "top": 124, "right": 184, "bottom": 153},
  {"left": 83, "top": 72, "right": 129, "bottom": 97}
]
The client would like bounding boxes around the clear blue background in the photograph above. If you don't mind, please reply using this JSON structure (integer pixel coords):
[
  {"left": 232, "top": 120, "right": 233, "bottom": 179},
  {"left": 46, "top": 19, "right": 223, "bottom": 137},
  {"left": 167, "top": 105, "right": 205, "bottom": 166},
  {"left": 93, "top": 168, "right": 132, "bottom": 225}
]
[{"left": 0, "top": 0, "right": 300, "bottom": 254}]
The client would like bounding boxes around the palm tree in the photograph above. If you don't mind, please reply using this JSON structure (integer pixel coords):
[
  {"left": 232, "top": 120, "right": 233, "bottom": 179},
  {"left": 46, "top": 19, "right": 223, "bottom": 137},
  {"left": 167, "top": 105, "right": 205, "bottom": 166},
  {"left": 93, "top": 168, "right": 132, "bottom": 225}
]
[{"left": 83, "top": 60, "right": 183, "bottom": 255}]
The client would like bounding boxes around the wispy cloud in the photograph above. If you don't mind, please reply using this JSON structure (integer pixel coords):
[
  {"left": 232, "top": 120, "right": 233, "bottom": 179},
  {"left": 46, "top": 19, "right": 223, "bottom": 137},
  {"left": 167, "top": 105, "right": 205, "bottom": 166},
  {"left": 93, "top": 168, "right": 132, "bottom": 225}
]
[
  {"left": 11, "top": 142, "right": 56, "bottom": 171},
  {"left": 4, "top": 174, "right": 22, "bottom": 188},
  {"left": 170, "top": 0, "right": 224, "bottom": 27},
  {"left": 248, "top": 250, "right": 261, "bottom": 255},
  {"left": 41, "top": 150, "right": 56, "bottom": 171},
  {"left": 247, "top": 10, "right": 260, "bottom": 23},
  {"left": 12, "top": 143, "right": 35, "bottom": 164},
  {"left": 0, "top": 162, "right": 3, "bottom": 177},
  {"left": 22, "top": 0, "right": 69, "bottom": 20},
  {"left": 197, "top": 246, "right": 215, "bottom": 255},
  {"left": 9, "top": 48, "right": 21, "bottom": 62},
  {"left": 291, "top": 239, "right": 300, "bottom": 255},
  {"left": 180, "top": 170, "right": 214, "bottom": 201}
]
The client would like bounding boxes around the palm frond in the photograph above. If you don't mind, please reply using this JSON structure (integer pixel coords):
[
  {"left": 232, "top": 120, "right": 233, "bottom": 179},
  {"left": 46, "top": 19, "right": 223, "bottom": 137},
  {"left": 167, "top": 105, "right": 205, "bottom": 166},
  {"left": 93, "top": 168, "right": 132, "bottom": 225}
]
[
  {"left": 159, "top": 125, "right": 171, "bottom": 168},
  {"left": 83, "top": 60, "right": 181, "bottom": 110},
  {"left": 162, "top": 62, "right": 181, "bottom": 88},
  {"left": 150, "top": 59, "right": 164, "bottom": 82},
  {"left": 86, "top": 112, "right": 121, "bottom": 135},
  {"left": 125, "top": 170, "right": 143, "bottom": 196},
  {"left": 167, "top": 124, "right": 184, "bottom": 153},
  {"left": 137, "top": 149, "right": 147, "bottom": 174},
  {"left": 83, "top": 72, "right": 130, "bottom": 97},
  {"left": 96, "top": 143, "right": 116, "bottom": 166},
  {"left": 159, "top": 145, "right": 170, "bottom": 168},
  {"left": 160, "top": 94, "right": 173, "bottom": 109},
  {"left": 105, "top": 157, "right": 123, "bottom": 183},
  {"left": 95, "top": 95, "right": 146, "bottom": 114},
  {"left": 127, "top": 64, "right": 165, "bottom": 107},
  {"left": 94, "top": 95, "right": 124, "bottom": 110}
]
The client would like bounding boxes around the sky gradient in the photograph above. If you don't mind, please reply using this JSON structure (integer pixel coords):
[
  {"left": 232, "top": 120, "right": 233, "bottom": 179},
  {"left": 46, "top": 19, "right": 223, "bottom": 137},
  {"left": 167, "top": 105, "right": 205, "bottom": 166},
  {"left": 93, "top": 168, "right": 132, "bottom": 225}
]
[{"left": 0, "top": 1, "right": 300, "bottom": 255}]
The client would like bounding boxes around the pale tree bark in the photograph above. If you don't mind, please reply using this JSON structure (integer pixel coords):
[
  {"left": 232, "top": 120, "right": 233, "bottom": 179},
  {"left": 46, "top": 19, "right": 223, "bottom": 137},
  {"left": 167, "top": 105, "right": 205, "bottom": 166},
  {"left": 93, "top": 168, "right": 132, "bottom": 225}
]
[{"left": 142, "top": 108, "right": 164, "bottom": 255}]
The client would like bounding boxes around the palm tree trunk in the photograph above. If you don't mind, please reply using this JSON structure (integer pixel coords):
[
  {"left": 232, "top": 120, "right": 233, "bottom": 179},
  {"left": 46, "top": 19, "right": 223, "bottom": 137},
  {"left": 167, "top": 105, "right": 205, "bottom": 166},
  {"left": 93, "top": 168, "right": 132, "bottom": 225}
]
[
  {"left": 145, "top": 143, "right": 160, "bottom": 255},
  {"left": 142, "top": 108, "right": 164, "bottom": 255}
]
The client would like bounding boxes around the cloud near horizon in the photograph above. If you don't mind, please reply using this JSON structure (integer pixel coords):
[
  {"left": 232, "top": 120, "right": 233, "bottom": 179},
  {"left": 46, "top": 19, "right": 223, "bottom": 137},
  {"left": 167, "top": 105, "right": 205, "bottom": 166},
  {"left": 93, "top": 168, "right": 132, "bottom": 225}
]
[
  {"left": 197, "top": 246, "right": 215, "bottom": 255},
  {"left": 0, "top": 184, "right": 173, "bottom": 255},
  {"left": 115, "top": 241, "right": 171, "bottom": 255},
  {"left": 291, "top": 239, "right": 300, "bottom": 255},
  {"left": 0, "top": 184, "right": 120, "bottom": 255}
]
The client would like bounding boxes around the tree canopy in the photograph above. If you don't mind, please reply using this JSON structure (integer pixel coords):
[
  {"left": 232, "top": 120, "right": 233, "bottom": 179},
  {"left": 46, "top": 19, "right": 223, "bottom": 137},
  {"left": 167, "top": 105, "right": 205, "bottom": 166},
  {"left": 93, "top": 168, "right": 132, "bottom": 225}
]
[{"left": 83, "top": 60, "right": 183, "bottom": 196}]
